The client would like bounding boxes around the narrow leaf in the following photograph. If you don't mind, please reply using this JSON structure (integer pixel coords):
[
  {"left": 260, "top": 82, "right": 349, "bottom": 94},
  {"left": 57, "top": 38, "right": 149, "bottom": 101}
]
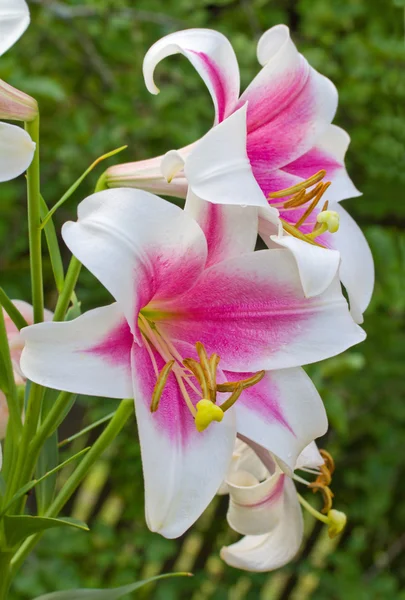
[
  {"left": 59, "top": 412, "right": 116, "bottom": 448},
  {"left": 4, "top": 515, "right": 89, "bottom": 547},
  {"left": 1, "top": 447, "right": 90, "bottom": 515},
  {"left": 0, "top": 289, "right": 29, "bottom": 330},
  {"left": 40, "top": 195, "right": 65, "bottom": 293},
  {"left": 32, "top": 573, "right": 192, "bottom": 599}
]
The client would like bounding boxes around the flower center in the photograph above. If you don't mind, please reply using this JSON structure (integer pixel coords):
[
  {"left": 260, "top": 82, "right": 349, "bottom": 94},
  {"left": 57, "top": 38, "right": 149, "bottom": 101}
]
[
  {"left": 138, "top": 313, "right": 264, "bottom": 432},
  {"left": 268, "top": 170, "right": 340, "bottom": 247}
]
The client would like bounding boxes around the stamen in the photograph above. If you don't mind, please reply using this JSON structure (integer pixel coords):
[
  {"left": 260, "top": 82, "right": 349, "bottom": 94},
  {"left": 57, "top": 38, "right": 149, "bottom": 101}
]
[
  {"left": 209, "top": 354, "right": 220, "bottom": 399},
  {"left": 268, "top": 170, "right": 326, "bottom": 199},
  {"left": 141, "top": 333, "right": 160, "bottom": 379},
  {"left": 150, "top": 360, "right": 175, "bottom": 412},
  {"left": 307, "top": 448, "right": 336, "bottom": 513},
  {"left": 294, "top": 182, "right": 331, "bottom": 229},
  {"left": 196, "top": 342, "right": 216, "bottom": 401},
  {"left": 219, "top": 384, "right": 244, "bottom": 412},
  {"left": 183, "top": 358, "right": 210, "bottom": 399},
  {"left": 217, "top": 370, "right": 265, "bottom": 393}
]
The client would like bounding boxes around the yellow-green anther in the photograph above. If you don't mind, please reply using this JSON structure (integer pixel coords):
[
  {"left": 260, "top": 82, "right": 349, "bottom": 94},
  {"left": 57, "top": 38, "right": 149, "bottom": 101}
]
[
  {"left": 220, "top": 384, "right": 244, "bottom": 412},
  {"left": 150, "top": 360, "right": 175, "bottom": 412},
  {"left": 183, "top": 358, "right": 210, "bottom": 399}
]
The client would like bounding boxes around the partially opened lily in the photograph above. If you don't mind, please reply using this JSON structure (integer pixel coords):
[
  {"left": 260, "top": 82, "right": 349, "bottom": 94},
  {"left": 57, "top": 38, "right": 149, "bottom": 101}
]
[
  {"left": 220, "top": 439, "right": 346, "bottom": 572},
  {"left": 107, "top": 25, "right": 374, "bottom": 323},
  {"left": 21, "top": 188, "right": 364, "bottom": 538},
  {"left": 0, "top": 0, "right": 36, "bottom": 182}
]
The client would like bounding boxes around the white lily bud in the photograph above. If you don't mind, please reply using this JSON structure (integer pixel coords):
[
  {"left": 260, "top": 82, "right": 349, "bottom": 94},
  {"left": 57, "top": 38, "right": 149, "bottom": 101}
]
[{"left": 0, "top": 79, "right": 38, "bottom": 122}]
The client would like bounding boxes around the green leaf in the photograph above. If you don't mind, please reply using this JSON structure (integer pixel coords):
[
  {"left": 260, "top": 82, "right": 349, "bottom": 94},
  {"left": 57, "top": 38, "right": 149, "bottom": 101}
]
[
  {"left": 0, "top": 288, "right": 29, "bottom": 330},
  {"left": 40, "top": 196, "right": 65, "bottom": 293},
  {"left": 32, "top": 573, "right": 192, "bottom": 599},
  {"left": 3, "top": 515, "right": 89, "bottom": 548},
  {"left": 0, "top": 473, "right": 6, "bottom": 497},
  {"left": 1, "top": 447, "right": 90, "bottom": 515}
]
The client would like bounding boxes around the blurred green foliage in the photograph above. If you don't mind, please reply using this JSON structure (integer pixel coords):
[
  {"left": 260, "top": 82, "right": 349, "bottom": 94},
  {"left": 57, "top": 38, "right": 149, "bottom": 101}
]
[{"left": 0, "top": 0, "right": 404, "bottom": 598}]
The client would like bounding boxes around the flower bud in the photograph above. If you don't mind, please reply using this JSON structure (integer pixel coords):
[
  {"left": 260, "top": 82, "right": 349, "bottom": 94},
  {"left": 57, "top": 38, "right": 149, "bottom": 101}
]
[{"left": 0, "top": 79, "right": 38, "bottom": 122}]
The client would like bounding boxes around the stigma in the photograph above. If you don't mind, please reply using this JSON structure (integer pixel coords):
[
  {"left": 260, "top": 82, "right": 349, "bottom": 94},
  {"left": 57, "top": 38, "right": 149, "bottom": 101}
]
[{"left": 268, "top": 170, "right": 340, "bottom": 247}]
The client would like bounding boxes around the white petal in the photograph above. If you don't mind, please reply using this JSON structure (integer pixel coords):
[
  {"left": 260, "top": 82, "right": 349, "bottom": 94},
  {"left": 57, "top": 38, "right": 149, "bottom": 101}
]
[
  {"left": 185, "top": 104, "right": 268, "bottom": 208},
  {"left": 234, "top": 368, "right": 328, "bottom": 473},
  {"left": 0, "top": 122, "right": 35, "bottom": 182},
  {"left": 269, "top": 232, "right": 341, "bottom": 298},
  {"left": 221, "top": 477, "right": 303, "bottom": 572},
  {"left": 226, "top": 469, "right": 285, "bottom": 535},
  {"left": 185, "top": 190, "right": 258, "bottom": 267},
  {"left": 0, "top": 0, "right": 29, "bottom": 56},
  {"left": 295, "top": 441, "right": 324, "bottom": 470},
  {"left": 20, "top": 303, "right": 133, "bottom": 399},
  {"left": 132, "top": 342, "right": 236, "bottom": 538},
  {"left": 161, "top": 150, "right": 185, "bottom": 183},
  {"left": 143, "top": 28, "right": 240, "bottom": 123},
  {"left": 62, "top": 188, "right": 207, "bottom": 338},
  {"left": 332, "top": 205, "right": 374, "bottom": 323}
]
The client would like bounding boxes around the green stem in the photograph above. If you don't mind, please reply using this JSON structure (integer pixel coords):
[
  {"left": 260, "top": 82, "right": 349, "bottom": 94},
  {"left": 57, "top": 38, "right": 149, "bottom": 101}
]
[
  {"left": 0, "top": 303, "right": 22, "bottom": 437},
  {"left": 29, "top": 391, "right": 74, "bottom": 459},
  {"left": 0, "top": 552, "right": 12, "bottom": 600},
  {"left": 53, "top": 256, "right": 82, "bottom": 322},
  {"left": 25, "top": 116, "right": 44, "bottom": 324},
  {"left": 3, "top": 384, "right": 44, "bottom": 506},
  {"left": 10, "top": 398, "right": 133, "bottom": 575}
]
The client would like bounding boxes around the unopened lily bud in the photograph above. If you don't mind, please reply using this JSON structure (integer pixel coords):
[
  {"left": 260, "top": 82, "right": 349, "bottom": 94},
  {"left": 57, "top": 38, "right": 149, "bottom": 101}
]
[
  {"left": 195, "top": 399, "right": 223, "bottom": 432},
  {"left": 0, "top": 79, "right": 38, "bottom": 122},
  {"left": 316, "top": 210, "right": 340, "bottom": 233},
  {"left": 327, "top": 509, "right": 347, "bottom": 538}
]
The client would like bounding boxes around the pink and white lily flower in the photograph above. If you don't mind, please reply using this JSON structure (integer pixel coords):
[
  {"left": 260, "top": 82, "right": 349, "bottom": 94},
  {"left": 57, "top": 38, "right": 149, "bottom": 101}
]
[
  {"left": 107, "top": 25, "right": 374, "bottom": 323},
  {"left": 0, "top": 0, "right": 35, "bottom": 182},
  {"left": 21, "top": 188, "right": 363, "bottom": 538},
  {"left": 220, "top": 440, "right": 343, "bottom": 572}
]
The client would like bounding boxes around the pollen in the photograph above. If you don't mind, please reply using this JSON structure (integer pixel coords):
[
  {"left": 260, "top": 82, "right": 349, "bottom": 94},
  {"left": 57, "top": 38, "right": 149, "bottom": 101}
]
[{"left": 195, "top": 399, "right": 224, "bottom": 432}]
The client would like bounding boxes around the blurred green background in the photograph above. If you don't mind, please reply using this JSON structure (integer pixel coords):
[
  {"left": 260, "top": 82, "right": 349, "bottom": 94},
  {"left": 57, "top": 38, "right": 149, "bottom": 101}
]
[{"left": 1, "top": 0, "right": 405, "bottom": 598}]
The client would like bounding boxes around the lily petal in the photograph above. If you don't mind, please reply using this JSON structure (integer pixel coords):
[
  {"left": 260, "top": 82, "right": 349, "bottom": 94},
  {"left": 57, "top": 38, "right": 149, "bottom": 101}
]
[
  {"left": 295, "top": 441, "right": 324, "bottom": 470},
  {"left": 132, "top": 341, "right": 236, "bottom": 538},
  {"left": 284, "top": 125, "right": 361, "bottom": 203},
  {"left": 0, "top": 0, "right": 29, "bottom": 56},
  {"left": 329, "top": 204, "right": 374, "bottom": 323},
  {"left": 143, "top": 28, "right": 240, "bottom": 124},
  {"left": 239, "top": 25, "right": 338, "bottom": 171},
  {"left": 185, "top": 190, "right": 258, "bottom": 267},
  {"left": 269, "top": 232, "right": 341, "bottom": 298},
  {"left": 221, "top": 477, "right": 303, "bottom": 572},
  {"left": 62, "top": 189, "right": 208, "bottom": 339},
  {"left": 227, "top": 368, "right": 327, "bottom": 473},
  {"left": 226, "top": 469, "right": 285, "bottom": 535},
  {"left": 20, "top": 303, "right": 133, "bottom": 398},
  {"left": 185, "top": 104, "right": 268, "bottom": 208},
  {"left": 157, "top": 249, "right": 365, "bottom": 372},
  {"left": 0, "top": 122, "right": 35, "bottom": 182}
]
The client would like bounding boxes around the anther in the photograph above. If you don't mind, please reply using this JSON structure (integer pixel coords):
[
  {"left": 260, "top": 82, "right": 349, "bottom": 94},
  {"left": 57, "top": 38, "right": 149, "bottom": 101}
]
[
  {"left": 150, "top": 360, "right": 175, "bottom": 412},
  {"left": 183, "top": 358, "right": 210, "bottom": 399},
  {"left": 217, "top": 370, "right": 265, "bottom": 393},
  {"left": 268, "top": 170, "right": 327, "bottom": 199}
]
